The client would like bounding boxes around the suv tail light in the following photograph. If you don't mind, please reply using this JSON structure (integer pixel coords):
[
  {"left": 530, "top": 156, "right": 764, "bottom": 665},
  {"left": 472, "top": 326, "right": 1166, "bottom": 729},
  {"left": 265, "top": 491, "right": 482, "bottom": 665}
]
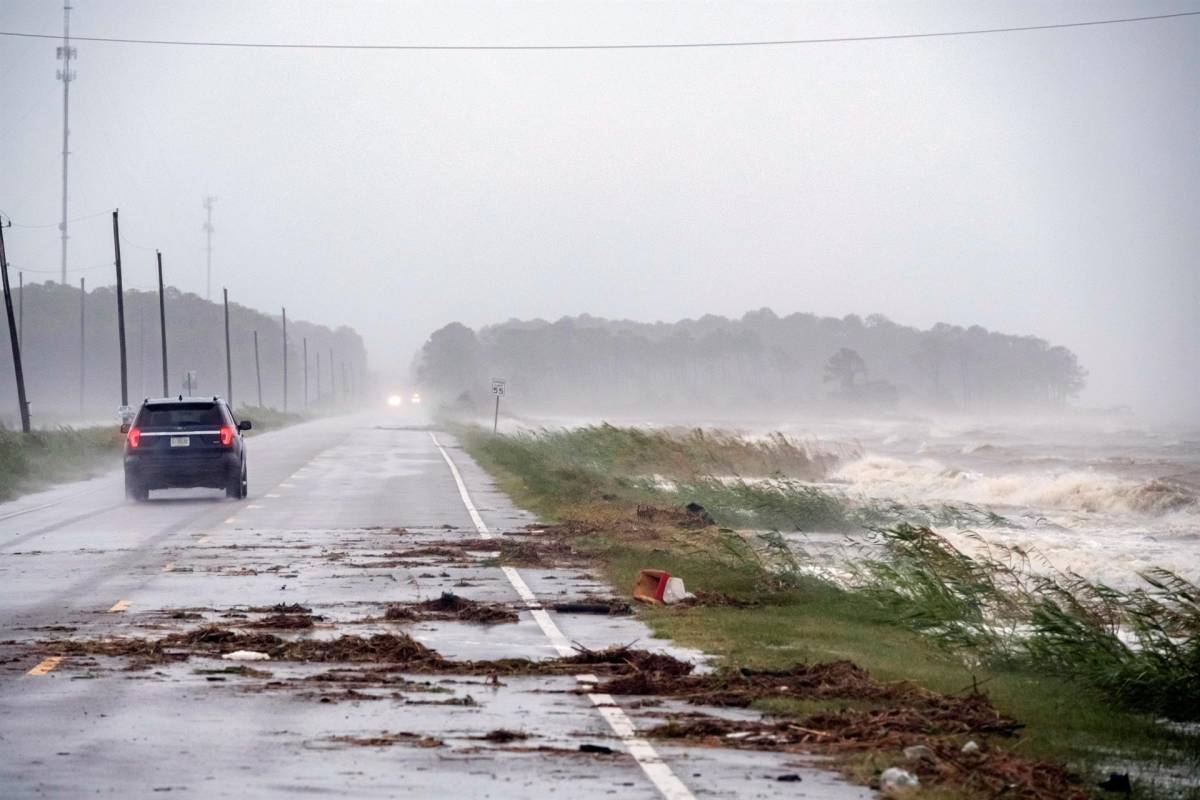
[
  {"left": 127, "top": 427, "right": 141, "bottom": 448},
  {"left": 219, "top": 426, "right": 234, "bottom": 447}
]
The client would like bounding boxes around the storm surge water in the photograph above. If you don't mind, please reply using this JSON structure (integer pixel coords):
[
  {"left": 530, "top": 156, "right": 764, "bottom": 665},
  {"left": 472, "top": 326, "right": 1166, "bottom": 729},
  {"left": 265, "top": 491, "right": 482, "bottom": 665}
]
[
  {"left": 759, "top": 417, "right": 1200, "bottom": 588},
  {"left": 833, "top": 456, "right": 1197, "bottom": 517}
]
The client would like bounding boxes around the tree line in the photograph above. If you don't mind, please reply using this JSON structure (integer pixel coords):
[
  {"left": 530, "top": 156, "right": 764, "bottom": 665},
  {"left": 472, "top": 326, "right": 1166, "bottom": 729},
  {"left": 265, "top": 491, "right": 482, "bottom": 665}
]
[
  {"left": 1, "top": 280, "right": 368, "bottom": 426},
  {"left": 416, "top": 308, "right": 1086, "bottom": 415}
]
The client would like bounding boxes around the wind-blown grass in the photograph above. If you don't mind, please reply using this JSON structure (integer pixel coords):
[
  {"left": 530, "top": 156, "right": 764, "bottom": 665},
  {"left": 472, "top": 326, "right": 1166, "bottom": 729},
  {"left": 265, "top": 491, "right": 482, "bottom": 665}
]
[
  {"left": 853, "top": 524, "right": 1200, "bottom": 721},
  {"left": 465, "top": 423, "right": 863, "bottom": 530},
  {"left": 0, "top": 425, "right": 123, "bottom": 501}
]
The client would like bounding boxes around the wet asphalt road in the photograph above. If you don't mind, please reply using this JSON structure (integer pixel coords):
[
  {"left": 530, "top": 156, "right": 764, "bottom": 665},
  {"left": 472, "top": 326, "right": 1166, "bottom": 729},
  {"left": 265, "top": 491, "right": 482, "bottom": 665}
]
[{"left": 0, "top": 413, "right": 871, "bottom": 799}]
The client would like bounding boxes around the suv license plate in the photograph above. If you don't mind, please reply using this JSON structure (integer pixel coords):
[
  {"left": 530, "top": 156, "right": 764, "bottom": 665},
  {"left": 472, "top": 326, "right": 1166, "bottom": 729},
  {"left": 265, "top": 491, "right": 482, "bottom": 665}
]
[{"left": 169, "top": 437, "right": 190, "bottom": 447}]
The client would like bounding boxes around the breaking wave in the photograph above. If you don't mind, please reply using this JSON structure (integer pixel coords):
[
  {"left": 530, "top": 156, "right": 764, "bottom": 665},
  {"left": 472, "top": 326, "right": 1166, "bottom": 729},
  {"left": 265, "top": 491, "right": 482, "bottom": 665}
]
[{"left": 833, "top": 456, "right": 1198, "bottom": 517}]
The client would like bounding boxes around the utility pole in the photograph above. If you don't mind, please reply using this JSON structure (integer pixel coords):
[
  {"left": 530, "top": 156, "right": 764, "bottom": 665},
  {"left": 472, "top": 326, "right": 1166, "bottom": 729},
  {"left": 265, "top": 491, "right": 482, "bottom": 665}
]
[
  {"left": 57, "top": 1, "right": 76, "bottom": 285},
  {"left": 281, "top": 307, "right": 288, "bottom": 413},
  {"left": 202, "top": 196, "right": 216, "bottom": 301},
  {"left": 253, "top": 330, "right": 263, "bottom": 407},
  {"left": 222, "top": 288, "right": 232, "bottom": 406},
  {"left": 137, "top": 300, "right": 144, "bottom": 398},
  {"left": 156, "top": 251, "right": 168, "bottom": 396},
  {"left": 302, "top": 337, "right": 309, "bottom": 409},
  {"left": 79, "top": 277, "right": 85, "bottom": 414},
  {"left": 17, "top": 272, "right": 22, "bottom": 346},
  {"left": 112, "top": 211, "right": 128, "bottom": 409},
  {"left": 1, "top": 221, "right": 31, "bottom": 432},
  {"left": 315, "top": 349, "right": 321, "bottom": 402}
]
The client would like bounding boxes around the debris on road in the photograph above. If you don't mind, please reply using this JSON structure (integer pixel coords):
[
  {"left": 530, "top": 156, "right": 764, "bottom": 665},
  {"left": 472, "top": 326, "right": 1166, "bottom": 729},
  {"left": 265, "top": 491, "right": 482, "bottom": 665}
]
[
  {"left": 578, "top": 743, "right": 615, "bottom": 754},
  {"left": 244, "top": 613, "right": 316, "bottom": 629},
  {"left": 384, "top": 592, "right": 518, "bottom": 624},
  {"left": 194, "top": 665, "right": 272, "bottom": 678},
  {"left": 326, "top": 731, "right": 443, "bottom": 748},
  {"left": 550, "top": 598, "right": 633, "bottom": 615},
  {"left": 247, "top": 603, "right": 312, "bottom": 614},
  {"left": 477, "top": 729, "right": 529, "bottom": 743},
  {"left": 563, "top": 643, "right": 694, "bottom": 677}
]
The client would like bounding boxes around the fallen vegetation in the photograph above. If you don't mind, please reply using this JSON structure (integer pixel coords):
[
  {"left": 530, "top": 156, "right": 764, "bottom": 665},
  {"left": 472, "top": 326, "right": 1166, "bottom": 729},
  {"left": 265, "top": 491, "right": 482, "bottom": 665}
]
[
  {"left": 456, "top": 422, "right": 1200, "bottom": 799},
  {"left": 384, "top": 592, "right": 518, "bottom": 624},
  {"left": 40, "top": 627, "right": 695, "bottom": 678}
]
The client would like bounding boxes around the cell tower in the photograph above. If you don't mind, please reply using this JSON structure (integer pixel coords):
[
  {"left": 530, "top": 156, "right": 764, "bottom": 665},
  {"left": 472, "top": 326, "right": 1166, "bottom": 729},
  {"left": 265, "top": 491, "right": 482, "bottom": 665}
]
[
  {"left": 202, "top": 195, "right": 216, "bottom": 300},
  {"left": 57, "top": 2, "right": 76, "bottom": 285}
]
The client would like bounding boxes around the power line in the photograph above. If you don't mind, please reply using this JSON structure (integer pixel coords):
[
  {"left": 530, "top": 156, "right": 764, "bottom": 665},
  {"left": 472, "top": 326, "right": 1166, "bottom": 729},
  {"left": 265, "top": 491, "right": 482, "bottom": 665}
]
[
  {"left": 0, "top": 11, "right": 1196, "bottom": 51},
  {"left": 13, "top": 261, "right": 112, "bottom": 274},
  {"left": 0, "top": 208, "right": 113, "bottom": 229}
]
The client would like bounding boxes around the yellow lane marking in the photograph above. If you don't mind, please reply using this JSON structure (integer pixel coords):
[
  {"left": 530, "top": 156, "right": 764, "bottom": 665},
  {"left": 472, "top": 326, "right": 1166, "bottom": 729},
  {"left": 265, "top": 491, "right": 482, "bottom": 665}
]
[
  {"left": 108, "top": 599, "right": 130, "bottom": 613},
  {"left": 196, "top": 536, "right": 210, "bottom": 545},
  {"left": 27, "top": 656, "right": 63, "bottom": 676},
  {"left": 162, "top": 562, "right": 175, "bottom": 572}
]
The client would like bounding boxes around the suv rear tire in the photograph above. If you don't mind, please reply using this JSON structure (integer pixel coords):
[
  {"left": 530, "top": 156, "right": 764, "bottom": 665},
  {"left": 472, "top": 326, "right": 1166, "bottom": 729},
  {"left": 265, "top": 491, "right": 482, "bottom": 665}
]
[
  {"left": 226, "top": 464, "right": 247, "bottom": 500},
  {"left": 125, "top": 473, "right": 149, "bottom": 502}
]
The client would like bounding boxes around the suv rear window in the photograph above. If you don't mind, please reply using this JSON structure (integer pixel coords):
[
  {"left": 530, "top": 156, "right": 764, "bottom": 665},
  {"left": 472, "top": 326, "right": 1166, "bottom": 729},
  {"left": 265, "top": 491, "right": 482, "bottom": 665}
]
[{"left": 137, "top": 402, "right": 225, "bottom": 429}]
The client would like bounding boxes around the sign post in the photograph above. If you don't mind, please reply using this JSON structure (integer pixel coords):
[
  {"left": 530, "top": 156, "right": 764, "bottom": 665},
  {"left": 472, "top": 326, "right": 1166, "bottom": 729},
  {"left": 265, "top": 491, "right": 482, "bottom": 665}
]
[{"left": 490, "top": 378, "right": 506, "bottom": 434}]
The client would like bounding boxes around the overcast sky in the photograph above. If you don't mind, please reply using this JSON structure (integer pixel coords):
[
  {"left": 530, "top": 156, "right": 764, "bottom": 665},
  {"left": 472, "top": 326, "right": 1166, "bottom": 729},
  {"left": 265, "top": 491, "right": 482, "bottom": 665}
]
[{"left": 0, "top": 1, "right": 1196, "bottom": 422}]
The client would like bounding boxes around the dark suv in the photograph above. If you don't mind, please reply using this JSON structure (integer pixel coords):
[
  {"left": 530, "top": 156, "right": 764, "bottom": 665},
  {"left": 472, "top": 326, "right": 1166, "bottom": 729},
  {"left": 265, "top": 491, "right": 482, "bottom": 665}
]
[{"left": 122, "top": 397, "right": 251, "bottom": 501}]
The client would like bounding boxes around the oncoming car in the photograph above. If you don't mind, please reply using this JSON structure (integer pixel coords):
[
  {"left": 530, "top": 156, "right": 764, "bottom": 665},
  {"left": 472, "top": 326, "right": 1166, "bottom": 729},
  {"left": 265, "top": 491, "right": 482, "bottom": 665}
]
[{"left": 122, "top": 397, "right": 252, "bottom": 501}]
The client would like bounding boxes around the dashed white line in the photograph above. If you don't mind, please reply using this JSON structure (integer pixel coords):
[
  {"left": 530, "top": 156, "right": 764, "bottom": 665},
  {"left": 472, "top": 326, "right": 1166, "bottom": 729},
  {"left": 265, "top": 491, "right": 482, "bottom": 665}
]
[
  {"left": 430, "top": 432, "right": 695, "bottom": 800},
  {"left": 108, "top": 599, "right": 130, "bottom": 613}
]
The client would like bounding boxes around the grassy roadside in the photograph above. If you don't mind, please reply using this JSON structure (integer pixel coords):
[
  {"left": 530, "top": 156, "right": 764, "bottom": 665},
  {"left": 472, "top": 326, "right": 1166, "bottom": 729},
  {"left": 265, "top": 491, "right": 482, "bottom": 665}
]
[
  {"left": 0, "top": 425, "right": 124, "bottom": 501},
  {"left": 0, "top": 405, "right": 308, "bottom": 503},
  {"left": 455, "top": 423, "right": 1200, "bottom": 799}
]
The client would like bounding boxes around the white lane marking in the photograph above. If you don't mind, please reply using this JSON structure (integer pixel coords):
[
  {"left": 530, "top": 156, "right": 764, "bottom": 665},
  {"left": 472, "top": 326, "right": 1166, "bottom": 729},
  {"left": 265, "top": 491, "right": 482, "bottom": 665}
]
[
  {"left": 246, "top": 504, "right": 263, "bottom": 509},
  {"left": 429, "top": 432, "right": 695, "bottom": 800},
  {"left": 278, "top": 483, "right": 296, "bottom": 489},
  {"left": 162, "top": 562, "right": 175, "bottom": 572},
  {"left": 196, "top": 536, "right": 210, "bottom": 545},
  {"left": 223, "top": 517, "right": 236, "bottom": 524},
  {"left": 264, "top": 493, "right": 281, "bottom": 499},
  {"left": 431, "top": 435, "right": 491, "bottom": 536},
  {"left": 108, "top": 599, "right": 130, "bottom": 613}
]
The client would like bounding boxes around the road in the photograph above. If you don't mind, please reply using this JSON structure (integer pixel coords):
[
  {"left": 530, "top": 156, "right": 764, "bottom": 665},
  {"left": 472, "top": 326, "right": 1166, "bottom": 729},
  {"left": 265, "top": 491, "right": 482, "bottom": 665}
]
[{"left": 0, "top": 413, "right": 869, "bottom": 799}]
